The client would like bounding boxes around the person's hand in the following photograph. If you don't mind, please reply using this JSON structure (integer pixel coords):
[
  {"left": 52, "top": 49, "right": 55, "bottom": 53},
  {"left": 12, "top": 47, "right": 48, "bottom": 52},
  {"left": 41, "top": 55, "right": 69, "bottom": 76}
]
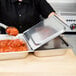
[
  {"left": 6, "top": 27, "right": 19, "bottom": 36},
  {"left": 48, "top": 12, "right": 56, "bottom": 17}
]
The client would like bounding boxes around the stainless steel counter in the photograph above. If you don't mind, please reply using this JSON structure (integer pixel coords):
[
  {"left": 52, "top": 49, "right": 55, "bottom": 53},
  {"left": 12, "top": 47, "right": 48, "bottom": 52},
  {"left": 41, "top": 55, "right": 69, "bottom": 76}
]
[{"left": 64, "top": 34, "right": 76, "bottom": 54}]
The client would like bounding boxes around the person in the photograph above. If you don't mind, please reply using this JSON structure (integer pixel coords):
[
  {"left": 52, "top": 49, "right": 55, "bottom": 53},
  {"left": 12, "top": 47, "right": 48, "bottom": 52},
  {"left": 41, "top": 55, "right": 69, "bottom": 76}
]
[{"left": 0, "top": 0, "right": 55, "bottom": 34}]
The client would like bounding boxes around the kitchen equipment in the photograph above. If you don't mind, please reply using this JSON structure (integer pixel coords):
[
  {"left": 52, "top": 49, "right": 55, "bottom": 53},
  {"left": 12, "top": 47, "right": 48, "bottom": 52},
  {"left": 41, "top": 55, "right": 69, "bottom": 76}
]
[
  {"left": 58, "top": 12, "right": 76, "bottom": 32},
  {"left": 0, "top": 14, "right": 71, "bottom": 60},
  {"left": 47, "top": 0, "right": 76, "bottom": 32},
  {"left": 0, "top": 23, "right": 19, "bottom": 36}
]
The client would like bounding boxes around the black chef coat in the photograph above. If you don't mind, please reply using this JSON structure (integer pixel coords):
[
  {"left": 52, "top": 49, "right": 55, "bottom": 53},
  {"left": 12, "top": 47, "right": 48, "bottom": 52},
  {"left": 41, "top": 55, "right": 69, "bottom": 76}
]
[{"left": 0, "top": 0, "right": 55, "bottom": 33}]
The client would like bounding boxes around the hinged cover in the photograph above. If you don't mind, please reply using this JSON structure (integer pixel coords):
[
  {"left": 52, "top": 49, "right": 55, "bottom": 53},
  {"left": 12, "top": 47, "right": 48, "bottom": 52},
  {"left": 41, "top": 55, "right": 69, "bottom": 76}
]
[{"left": 23, "top": 14, "right": 69, "bottom": 51}]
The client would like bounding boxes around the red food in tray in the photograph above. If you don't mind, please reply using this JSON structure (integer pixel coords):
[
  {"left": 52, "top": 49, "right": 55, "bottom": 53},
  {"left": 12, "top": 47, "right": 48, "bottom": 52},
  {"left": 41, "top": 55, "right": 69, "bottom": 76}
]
[{"left": 0, "top": 39, "right": 28, "bottom": 52}]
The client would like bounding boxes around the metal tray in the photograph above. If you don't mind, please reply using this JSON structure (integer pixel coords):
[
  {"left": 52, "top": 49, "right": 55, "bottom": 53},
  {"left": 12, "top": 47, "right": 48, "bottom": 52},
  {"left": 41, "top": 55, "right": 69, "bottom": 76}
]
[
  {"left": 0, "top": 34, "right": 30, "bottom": 60},
  {"left": 23, "top": 14, "right": 69, "bottom": 51},
  {"left": 34, "top": 36, "right": 72, "bottom": 57}
]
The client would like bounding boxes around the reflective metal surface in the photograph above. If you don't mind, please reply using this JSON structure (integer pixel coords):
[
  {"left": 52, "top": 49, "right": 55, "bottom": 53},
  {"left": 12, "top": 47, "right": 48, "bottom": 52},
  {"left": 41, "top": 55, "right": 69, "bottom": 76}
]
[
  {"left": 37, "top": 36, "right": 71, "bottom": 50},
  {"left": 23, "top": 15, "right": 68, "bottom": 51},
  {"left": 50, "top": 3, "right": 76, "bottom": 13}
]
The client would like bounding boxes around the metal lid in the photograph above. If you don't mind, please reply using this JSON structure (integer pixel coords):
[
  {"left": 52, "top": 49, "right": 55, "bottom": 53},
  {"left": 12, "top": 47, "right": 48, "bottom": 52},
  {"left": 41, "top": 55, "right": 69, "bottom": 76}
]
[{"left": 23, "top": 14, "right": 69, "bottom": 51}]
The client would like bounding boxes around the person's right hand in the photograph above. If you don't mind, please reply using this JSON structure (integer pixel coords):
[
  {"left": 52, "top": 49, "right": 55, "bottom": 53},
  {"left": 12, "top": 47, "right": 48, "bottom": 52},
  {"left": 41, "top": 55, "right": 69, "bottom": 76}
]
[{"left": 6, "top": 27, "right": 19, "bottom": 36}]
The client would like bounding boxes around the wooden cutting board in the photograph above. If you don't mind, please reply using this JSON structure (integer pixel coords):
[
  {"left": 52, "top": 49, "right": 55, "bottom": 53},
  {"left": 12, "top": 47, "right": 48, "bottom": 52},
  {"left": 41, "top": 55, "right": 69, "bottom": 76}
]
[{"left": 0, "top": 49, "right": 76, "bottom": 76}]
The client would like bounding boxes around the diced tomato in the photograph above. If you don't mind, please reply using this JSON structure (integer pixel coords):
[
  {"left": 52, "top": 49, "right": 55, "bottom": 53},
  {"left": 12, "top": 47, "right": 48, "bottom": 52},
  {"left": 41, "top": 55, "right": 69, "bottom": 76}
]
[
  {"left": 0, "top": 39, "right": 28, "bottom": 53},
  {"left": 6, "top": 27, "right": 19, "bottom": 36}
]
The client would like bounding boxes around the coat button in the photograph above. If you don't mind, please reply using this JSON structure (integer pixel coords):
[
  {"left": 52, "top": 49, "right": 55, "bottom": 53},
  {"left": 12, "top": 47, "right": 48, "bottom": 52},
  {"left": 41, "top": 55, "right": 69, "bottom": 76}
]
[
  {"left": 19, "top": 14, "right": 21, "bottom": 17},
  {"left": 20, "top": 26, "right": 22, "bottom": 28},
  {"left": 18, "top": 2, "right": 21, "bottom": 5}
]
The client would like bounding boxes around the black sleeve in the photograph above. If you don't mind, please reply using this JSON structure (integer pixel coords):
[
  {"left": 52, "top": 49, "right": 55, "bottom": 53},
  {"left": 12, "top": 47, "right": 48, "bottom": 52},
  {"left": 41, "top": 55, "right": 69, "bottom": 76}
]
[{"left": 39, "top": 0, "right": 55, "bottom": 18}]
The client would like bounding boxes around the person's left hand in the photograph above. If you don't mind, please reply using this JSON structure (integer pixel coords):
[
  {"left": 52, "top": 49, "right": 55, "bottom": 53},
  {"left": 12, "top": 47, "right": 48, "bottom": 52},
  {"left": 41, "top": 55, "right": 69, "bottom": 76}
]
[{"left": 48, "top": 12, "right": 56, "bottom": 17}]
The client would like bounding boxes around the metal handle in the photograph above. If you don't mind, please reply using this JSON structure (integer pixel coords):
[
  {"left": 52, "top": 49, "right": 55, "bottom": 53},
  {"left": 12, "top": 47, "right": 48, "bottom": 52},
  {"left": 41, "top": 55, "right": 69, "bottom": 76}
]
[
  {"left": 0, "top": 23, "right": 8, "bottom": 29},
  {"left": 59, "top": 35, "right": 69, "bottom": 46}
]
